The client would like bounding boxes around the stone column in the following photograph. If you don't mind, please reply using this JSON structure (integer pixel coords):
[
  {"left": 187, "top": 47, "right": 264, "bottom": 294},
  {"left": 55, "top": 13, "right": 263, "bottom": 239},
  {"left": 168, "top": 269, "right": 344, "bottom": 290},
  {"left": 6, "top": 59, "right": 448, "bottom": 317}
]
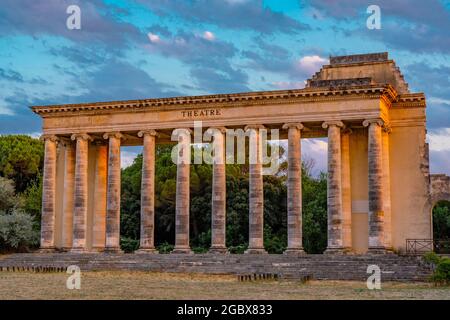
[
  {"left": 62, "top": 140, "right": 75, "bottom": 251},
  {"left": 207, "top": 127, "right": 228, "bottom": 254},
  {"left": 136, "top": 130, "right": 159, "bottom": 254},
  {"left": 245, "top": 125, "right": 267, "bottom": 254},
  {"left": 172, "top": 128, "right": 193, "bottom": 254},
  {"left": 341, "top": 128, "right": 353, "bottom": 250},
  {"left": 39, "top": 135, "right": 59, "bottom": 252},
  {"left": 70, "top": 133, "right": 92, "bottom": 252},
  {"left": 103, "top": 132, "right": 123, "bottom": 253},
  {"left": 382, "top": 125, "right": 393, "bottom": 250},
  {"left": 92, "top": 143, "right": 108, "bottom": 252},
  {"left": 363, "top": 119, "right": 386, "bottom": 253},
  {"left": 282, "top": 123, "right": 305, "bottom": 255},
  {"left": 323, "top": 121, "right": 345, "bottom": 254}
]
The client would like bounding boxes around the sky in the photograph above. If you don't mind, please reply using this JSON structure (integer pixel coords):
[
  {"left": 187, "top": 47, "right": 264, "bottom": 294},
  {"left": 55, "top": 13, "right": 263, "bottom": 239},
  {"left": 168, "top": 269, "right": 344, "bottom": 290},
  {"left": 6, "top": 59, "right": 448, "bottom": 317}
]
[{"left": 0, "top": 0, "right": 449, "bottom": 174}]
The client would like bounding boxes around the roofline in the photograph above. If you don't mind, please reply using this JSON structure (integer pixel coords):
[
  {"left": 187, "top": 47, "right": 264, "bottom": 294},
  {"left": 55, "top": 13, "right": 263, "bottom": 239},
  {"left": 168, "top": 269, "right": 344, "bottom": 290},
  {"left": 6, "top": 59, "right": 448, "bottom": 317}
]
[{"left": 31, "top": 84, "right": 426, "bottom": 116}]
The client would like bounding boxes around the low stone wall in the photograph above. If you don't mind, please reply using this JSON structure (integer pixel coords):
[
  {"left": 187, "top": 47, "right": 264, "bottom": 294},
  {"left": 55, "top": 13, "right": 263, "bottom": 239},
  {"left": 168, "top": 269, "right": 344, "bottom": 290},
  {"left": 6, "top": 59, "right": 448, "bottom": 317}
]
[{"left": 0, "top": 253, "right": 432, "bottom": 282}]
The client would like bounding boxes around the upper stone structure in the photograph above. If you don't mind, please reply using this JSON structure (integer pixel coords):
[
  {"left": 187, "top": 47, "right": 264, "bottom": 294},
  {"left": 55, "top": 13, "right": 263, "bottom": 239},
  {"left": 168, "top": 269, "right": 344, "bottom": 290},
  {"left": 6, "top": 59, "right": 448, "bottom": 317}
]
[{"left": 306, "top": 52, "right": 409, "bottom": 94}]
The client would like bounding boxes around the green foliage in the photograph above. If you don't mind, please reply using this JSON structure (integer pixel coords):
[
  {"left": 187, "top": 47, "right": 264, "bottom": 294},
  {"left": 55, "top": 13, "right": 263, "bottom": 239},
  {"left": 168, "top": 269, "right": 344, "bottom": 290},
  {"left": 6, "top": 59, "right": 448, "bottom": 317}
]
[
  {"left": 0, "top": 177, "right": 17, "bottom": 212},
  {"left": 21, "top": 176, "right": 43, "bottom": 222},
  {"left": 302, "top": 171, "right": 328, "bottom": 253},
  {"left": 120, "top": 144, "right": 328, "bottom": 253},
  {"left": 228, "top": 244, "right": 247, "bottom": 254},
  {"left": 424, "top": 252, "right": 450, "bottom": 285},
  {"left": 433, "top": 258, "right": 450, "bottom": 285},
  {"left": 424, "top": 251, "right": 441, "bottom": 265},
  {"left": 0, "top": 135, "right": 44, "bottom": 193},
  {"left": 433, "top": 201, "right": 450, "bottom": 240},
  {"left": 157, "top": 241, "right": 174, "bottom": 254},
  {"left": 120, "top": 237, "right": 139, "bottom": 253},
  {"left": 0, "top": 209, "right": 39, "bottom": 251}
]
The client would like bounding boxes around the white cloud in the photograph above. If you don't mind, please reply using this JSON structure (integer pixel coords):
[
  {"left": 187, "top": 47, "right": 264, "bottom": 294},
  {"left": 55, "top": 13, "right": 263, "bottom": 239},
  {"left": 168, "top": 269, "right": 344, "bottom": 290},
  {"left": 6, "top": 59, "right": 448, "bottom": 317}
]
[
  {"left": 296, "top": 55, "right": 328, "bottom": 75},
  {"left": 301, "top": 138, "right": 328, "bottom": 176},
  {"left": 428, "top": 128, "right": 450, "bottom": 151},
  {"left": 121, "top": 150, "right": 138, "bottom": 168},
  {"left": 428, "top": 97, "right": 450, "bottom": 105},
  {"left": 203, "top": 31, "right": 215, "bottom": 41},
  {"left": 147, "top": 32, "right": 160, "bottom": 43}
]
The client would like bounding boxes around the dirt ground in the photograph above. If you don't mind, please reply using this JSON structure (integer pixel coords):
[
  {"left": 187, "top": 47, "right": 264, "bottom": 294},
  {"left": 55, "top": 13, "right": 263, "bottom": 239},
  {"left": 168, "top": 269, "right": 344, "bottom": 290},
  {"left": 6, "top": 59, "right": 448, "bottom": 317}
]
[{"left": 0, "top": 271, "right": 449, "bottom": 300}]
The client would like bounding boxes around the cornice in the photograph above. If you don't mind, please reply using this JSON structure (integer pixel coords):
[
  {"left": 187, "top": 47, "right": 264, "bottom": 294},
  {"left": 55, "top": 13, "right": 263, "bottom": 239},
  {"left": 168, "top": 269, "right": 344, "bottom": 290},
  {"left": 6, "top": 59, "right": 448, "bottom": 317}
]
[{"left": 31, "top": 85, "right": 417, "bottom": 117}]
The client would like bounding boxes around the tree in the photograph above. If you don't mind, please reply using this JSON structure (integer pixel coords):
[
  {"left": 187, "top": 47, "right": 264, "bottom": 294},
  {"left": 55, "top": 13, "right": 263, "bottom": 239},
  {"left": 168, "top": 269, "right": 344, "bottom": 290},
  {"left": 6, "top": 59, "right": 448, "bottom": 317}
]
[
  {"left": 433, "top": 201, "right": 450, "bottom": 240},
  {"left": 0, "top": 135, "right": 44, "bottom": 193},
  {"left": 0, "top": 177, "right": 17, "bottom": 213},
  {"left": 120, "top": 144, "right": 328, "bottom": 254}
]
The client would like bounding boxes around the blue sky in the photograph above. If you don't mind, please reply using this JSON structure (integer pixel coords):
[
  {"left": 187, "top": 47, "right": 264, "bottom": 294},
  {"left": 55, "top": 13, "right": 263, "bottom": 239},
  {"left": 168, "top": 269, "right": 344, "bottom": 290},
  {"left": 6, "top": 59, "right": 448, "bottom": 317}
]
[{"left": 0, "top": 0, "right": 449, "bottom": 174}]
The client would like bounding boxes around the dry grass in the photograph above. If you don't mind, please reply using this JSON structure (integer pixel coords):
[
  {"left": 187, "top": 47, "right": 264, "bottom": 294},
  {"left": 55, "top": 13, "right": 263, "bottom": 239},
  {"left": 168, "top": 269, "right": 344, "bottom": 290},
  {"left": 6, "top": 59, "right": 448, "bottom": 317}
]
[{"left": 0, "top": 271, "right": 449, "bottom": 300}]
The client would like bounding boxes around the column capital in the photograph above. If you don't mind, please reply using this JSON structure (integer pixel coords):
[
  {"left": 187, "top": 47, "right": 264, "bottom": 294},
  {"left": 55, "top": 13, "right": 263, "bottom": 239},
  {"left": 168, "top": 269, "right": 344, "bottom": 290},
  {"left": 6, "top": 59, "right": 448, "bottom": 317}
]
[
  {"left": 138, "top": 129, "right": 160, "bottom": 138},
  {"left": 362, "top": 119, "right": 384, "bottom": 128},
  {"left": 244, "top": 124, "right": 265, "bottom": 132},
  {"left": 103, "top": 131, "right": 124, "bottom": 140},
  {"left": 172, "top": 128, "right": 193, "bottom": 135},
  {"left": 71, "top": 133, "right": 93, "bottom": 142},
  {"left": 40, "top": 134, "right": 59, "bottom": 143},
  {"left": 282, "top": 123, "right": 304, "bottom": 130},
  {"left": 59, "top": 137, "right": 74, "bottom": 147},
  {"left": 322, "top": 120, "right": 344, "bottom": 129}
]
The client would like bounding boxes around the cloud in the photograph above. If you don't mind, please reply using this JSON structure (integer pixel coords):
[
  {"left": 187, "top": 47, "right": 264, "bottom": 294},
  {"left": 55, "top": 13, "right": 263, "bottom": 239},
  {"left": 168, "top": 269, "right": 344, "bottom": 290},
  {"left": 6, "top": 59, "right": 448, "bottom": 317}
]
[
  {"left": 403, "top": 62, "right": 450, "bottom": 129},
  {"left": 137, "top": 0, "right": 309, "bottom": 34},
  {"left": 428, "top": 128, "right": 450, "bottom": 152},
  {"left": 296, "top": 55, "right": 328, "bottom": 75},
  {"left": 147, "top": 32, "right": 161, "bottom": 43},
  {"left": 0, "top": 0, "right": 143, "bottom": 45},
  {"left": 145, "top": 30, "right": 249, "bottom": 93},
  {"left": 302, "top": 138, "right": 328, "bottom": 176},
  {"left": 121, "top": 149, "right": 141, "bottom": 168},
  {"left": 0, "top": 68, "right": 24, "bottom": 83},
  {"left": 203, "top": 31, "right": 215, "bottom": 41},
  {"left": 74, "top": 59, "right": 184, "bottom": 102},
  {"left": 429, "top": 149, "right": 450, "bottom": 175},
  {"left": 305, "top": 0, "right": 450, "bottom": 54}
]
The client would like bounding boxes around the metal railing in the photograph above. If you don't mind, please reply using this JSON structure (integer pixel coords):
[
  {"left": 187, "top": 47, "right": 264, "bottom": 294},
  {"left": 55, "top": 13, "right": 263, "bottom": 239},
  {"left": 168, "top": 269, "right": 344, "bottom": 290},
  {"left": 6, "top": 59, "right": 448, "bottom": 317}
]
[{"left": 406, "top": 239, "right": 450, "bottom": 255}]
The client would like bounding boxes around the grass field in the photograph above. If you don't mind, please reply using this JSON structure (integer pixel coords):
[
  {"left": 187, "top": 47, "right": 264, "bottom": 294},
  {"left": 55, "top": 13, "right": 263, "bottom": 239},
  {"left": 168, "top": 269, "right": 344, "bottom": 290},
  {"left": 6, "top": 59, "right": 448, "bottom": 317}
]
[{"left": 0, "top": 271, "right": 449, "bottom": 300}]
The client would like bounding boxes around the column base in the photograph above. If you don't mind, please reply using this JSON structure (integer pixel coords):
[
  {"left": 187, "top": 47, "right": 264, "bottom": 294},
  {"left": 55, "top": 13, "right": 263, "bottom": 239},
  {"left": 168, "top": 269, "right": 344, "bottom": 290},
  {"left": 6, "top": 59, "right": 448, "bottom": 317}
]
[
  {"left": 283, "top": 248, "right": 306, "bottom": 256},
  {"left": 38, "top": 247, "right": 57, "bottom": 253},
  {"left": 367, "top": 247, "right": 394, "bottom": 255},
  {"left": 324, "top": 247, "right": 352, "bottom": 255},
  {"left": 171, "top": 247, "right": 194, "bottom": 254},
  {"left": 90, "top": 247, "right": 106, "bottom": 253},
  {"left": 135, "top": 248, "right": 159, "bottom": 254},
  {"left": 103, "top": 247, "right": 124, "bottom": 254},
  {"left": 244, "top": 248, "right": 268, "bottom": 254},
  {"left": 208, "top": 247, "right": 229, "bottom": 254}
]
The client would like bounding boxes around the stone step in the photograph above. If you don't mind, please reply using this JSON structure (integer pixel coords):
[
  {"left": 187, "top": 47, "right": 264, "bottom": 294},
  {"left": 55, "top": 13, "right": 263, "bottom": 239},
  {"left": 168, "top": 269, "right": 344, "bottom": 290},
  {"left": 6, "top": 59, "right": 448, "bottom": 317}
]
[{"left": 0, "top": 253, "right": 432, "bottom": 281}]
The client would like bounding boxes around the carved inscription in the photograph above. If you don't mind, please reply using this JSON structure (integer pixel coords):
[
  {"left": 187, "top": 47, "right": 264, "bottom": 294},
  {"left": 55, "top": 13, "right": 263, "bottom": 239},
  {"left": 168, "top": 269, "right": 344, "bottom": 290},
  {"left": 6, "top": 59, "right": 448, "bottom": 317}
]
[{"left": 181, "top": 109, "right": 222, "bottom": 118}]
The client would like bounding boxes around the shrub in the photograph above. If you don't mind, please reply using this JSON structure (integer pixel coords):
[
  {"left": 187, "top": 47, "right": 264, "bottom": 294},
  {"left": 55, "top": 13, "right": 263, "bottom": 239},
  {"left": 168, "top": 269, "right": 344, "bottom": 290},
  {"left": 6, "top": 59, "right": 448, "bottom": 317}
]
[
  {"left": 157, "top": 241, "right": 174, "bottom": 254},
  {"left": 0, "top": 177, "right": 16, "bottom": 212},
  {"left": 120, "top": 237, "right": 139, "bottom": 253},
  {"left": 228, "top": 244, "right": 247, "bottom": 254},
  {"left": 0, "top": 210, "right": 39, "bottom": 252},
  {"left": 433, "top": 258, "right": 450, "bottom": 285},
  {"left": 423, "top": 252, "right": 450, "bottom": 285}
]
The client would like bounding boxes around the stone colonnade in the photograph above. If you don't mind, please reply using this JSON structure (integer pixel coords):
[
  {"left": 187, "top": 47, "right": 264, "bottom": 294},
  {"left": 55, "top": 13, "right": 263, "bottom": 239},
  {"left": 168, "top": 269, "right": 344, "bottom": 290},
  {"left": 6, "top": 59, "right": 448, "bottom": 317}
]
[{"left": 39, "top": 119, "right": 392, "bottom": 254}]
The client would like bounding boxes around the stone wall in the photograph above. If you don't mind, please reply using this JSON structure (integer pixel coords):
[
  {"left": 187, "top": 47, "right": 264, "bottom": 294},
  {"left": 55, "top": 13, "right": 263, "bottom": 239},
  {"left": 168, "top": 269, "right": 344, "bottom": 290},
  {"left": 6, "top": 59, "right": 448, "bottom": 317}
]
[{"left": 430, "top": 174, "right": 450, "bottom": 197}]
